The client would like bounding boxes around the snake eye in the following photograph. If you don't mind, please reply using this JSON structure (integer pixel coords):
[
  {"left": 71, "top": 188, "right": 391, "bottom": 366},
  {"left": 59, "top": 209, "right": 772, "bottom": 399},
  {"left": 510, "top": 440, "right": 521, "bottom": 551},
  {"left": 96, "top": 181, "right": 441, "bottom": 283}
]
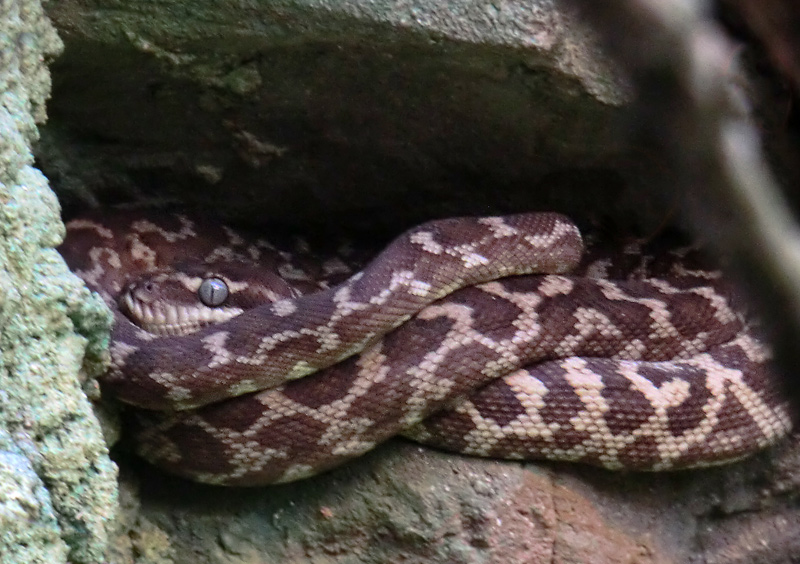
[{"left": 198, "top": 277, "right": 229, "bottom": 307}]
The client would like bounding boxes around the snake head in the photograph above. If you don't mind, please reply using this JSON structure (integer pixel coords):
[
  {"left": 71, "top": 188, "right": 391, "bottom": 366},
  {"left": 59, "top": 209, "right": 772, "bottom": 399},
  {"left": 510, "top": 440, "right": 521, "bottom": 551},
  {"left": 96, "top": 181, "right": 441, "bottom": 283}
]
[{"left": 119, "top": 260, "right": 300, "bottom": 336}]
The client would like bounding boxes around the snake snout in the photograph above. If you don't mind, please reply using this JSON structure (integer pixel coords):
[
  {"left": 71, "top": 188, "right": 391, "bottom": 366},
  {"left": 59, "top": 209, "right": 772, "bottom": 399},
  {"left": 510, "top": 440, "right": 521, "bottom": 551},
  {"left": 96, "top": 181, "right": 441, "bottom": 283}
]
[{"left": 119, "top": 273, "right": 245, "bottom": 336}]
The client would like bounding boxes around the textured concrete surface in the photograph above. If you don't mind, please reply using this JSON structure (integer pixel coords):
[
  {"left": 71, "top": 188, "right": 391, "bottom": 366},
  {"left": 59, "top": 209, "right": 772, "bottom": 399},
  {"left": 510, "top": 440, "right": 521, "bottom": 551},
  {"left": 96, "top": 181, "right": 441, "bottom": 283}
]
[
  {"left": 0, "top": 1, "right": 117, "bottom": 562},
  {"left": 0, "top": 430, "right": 66, "bottom": 563},
  {"left": 42, "top": 0, "right": 644, "bottom": 236},
  {"left": 116, "top": 436, "right": 799, "bottom": 564}
]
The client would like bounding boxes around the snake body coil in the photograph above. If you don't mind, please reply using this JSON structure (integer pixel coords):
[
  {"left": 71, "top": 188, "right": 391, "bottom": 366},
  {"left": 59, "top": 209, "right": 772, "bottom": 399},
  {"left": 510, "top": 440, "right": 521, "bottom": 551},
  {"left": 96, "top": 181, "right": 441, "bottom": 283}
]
[{"left": 60, "top": 211, "right": 792, "bottom": 486}]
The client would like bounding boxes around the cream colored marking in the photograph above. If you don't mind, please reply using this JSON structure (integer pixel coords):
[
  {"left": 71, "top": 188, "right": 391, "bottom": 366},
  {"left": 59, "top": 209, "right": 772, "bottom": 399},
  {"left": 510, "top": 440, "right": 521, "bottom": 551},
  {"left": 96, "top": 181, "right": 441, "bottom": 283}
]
[
  {"left": 203, "top": 331, "right": 235, "bottom": 370},
  {"left": 459, "top": 281, "right": 547, "bottom": 347},
  {"left": 550, "top": 308, "right": 624, "bottom": 358},
  {"left": 457, "top": 369, "right": 558, "bottom": 455},
  {"left": 222, "top": 225, "right": 244, "bottom": 246},
  {"left": 213, "top": 324, "right": 323, "bottom": 373},
  {"left": 227, "top": 378, "right": 258, "bottom": 397},
  {"left": 445, "top": 241, "right": 490, "bottom": 269},
  {"left": 132, "top": 324, "right": 159, "bottom": 341},
  {"left": 78, "top": 247, "right": 123, "bottom": 293},
  {"left": 204, "top": 246, "right": 237, "bottom": 262},
  {"left": 325, "top": 418, "right": 378, "bottom": 457},
  {"left": 189, "top": 416, "right": 289, "bottom": 483},
  {"left": 585, "top": 258, "right": 613, "bottom": 279},
  {"left": 307, "top": 323, "right": 341, "bottom": 353},
  {"left": 409, "top": 230, "right": 443, "bottom": 254},
  {"left": 253, "top": 327, "right": 305, "bottom": 356},
  {"left": 109, "top": 340, "right": 140, "bottom": 366},
  {"left": 671, "top": 334, "right": 711, "bottom": 359},
  {"left": 66, "top": 219, "right": 115, "bottom": 238},
  {"left": 699, "top": 352, "right": 791, "bottom": 440},
  {"left": 617, "top": 360, "right": 692, "bottom": 411},
  {"left": 573, "top": 307, "right": 625, "bottom": 343},
  {"left": 271, "top": 298, "right": 297, "bottom": 317},
  {"left": 598, "top": 359, "right": 717, "bottom": 465},
  {"left": 332, "top": 283, "right": 370, "bottom": 317},
  {"left": 409, "top": 279, "right": 432, "bottom": 297},
  {"left": 278, "top": 464, "right": 317, "bottom": 483},
  {"left": 671, "top": 262, "right": 723, "bottom": 280},
  {"left": 315, "top": 351, "right": 391, "bottom": 441},
  {"left": 131, "top": 215, "right": 197, "bottom": 242},
  {"left": 597, "top": 279, "right": 687, "bottom": 343},
  {"left": 730, "top": 333, "right": 771, "bottom": 363},
  {"left": 217, "top": 346, "right": 391, "bottom": 460},
  {"left": 642, "top": 278, "right": 683, "bottom": 295},
  {"left": 478, "top": 216, "right": 518, "bottom": 238},
  {"left": 461, "top": 251, "right": 490, "bottom": 269},
  {"left": 522, "top": 220, "right": 578, "bottom": 249},
  {"left": 561, "top": 359, "right": 618, "bottom": 451},
  {"left": 159, "top": 377, "right": 195, "bottom": 404},
  {"left": 137, "top": 428, "right": 184, "bottom": 464},
  {"left": 655, "top": 280, "right": 738, "bottom": 326},
  {"left": 286, "top": 360, "right": 314, "bottom": 379},
  {"left": 209, "top": 306, "right": 243, "bottom": 323},
  {"left": 366, "top": 270, "right": 416, "bottom": 305},
  {"left": 129, "top": 237, "right": 158, "bottom": 268},
  {"left": 403, "top": 299, "right": 538, "bottom": 426},
  {"left": 538, "top": 275, "right": 574, "bottom": 297}
]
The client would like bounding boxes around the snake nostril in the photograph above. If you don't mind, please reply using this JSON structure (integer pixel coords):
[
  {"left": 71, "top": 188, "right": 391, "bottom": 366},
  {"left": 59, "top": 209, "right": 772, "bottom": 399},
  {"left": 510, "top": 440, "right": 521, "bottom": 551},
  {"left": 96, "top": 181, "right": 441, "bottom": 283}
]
[{"left": 199, "top": 277, "right": 229, "bottom": 307}]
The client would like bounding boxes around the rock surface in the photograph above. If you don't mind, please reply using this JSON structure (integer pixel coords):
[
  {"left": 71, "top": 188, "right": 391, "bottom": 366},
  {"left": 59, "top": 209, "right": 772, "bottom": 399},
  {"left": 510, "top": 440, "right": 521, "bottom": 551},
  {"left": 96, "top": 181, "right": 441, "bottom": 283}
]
[
  {"left": 13, "top": 0, "right": 800, "bottom": 562},
  {"left": 0, "top": 2, "right": 117, "bottom": 563},
  {"left": 43, "top": 0, "right": 643, "bottom": 235},
  {"left": 114, "top": 436, "right": 800, "bottom": 564}
]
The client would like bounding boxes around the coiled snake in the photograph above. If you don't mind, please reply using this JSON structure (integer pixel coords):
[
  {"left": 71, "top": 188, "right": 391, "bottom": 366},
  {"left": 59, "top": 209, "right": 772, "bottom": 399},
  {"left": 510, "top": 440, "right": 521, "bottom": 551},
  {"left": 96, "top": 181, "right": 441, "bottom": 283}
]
[{"left": 60, "top": 211, "right": 792, "bottom": 486}]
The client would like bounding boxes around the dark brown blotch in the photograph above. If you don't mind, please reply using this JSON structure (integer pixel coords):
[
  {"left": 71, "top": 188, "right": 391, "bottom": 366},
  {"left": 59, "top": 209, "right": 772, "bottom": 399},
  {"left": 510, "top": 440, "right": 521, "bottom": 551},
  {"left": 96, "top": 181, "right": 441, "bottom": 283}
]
[
  {"left": 594, "top": 361, "right": 656, "bottom": 435},
  {"left": 533, "top": 363, "right": 587, "bottom": 430}
]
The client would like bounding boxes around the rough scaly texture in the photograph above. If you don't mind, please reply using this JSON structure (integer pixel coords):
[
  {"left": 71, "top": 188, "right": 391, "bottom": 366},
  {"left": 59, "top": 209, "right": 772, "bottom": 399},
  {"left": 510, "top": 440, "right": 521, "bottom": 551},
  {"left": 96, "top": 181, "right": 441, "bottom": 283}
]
[{"left": 59, "top": 211, "right": 791, "bottom": 486}]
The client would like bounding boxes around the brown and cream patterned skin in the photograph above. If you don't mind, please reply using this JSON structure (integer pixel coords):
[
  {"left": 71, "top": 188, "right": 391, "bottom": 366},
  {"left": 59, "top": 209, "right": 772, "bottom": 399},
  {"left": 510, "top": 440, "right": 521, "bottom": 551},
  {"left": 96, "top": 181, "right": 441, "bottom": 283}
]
[{"left": 59, "top": 211, "right": 792, "bottom": 486}]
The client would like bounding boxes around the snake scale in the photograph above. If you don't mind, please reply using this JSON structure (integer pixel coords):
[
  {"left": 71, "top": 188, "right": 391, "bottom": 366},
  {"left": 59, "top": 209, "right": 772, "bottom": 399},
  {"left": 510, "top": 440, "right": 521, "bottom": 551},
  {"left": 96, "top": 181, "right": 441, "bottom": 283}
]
[{"left": 59, "top": 210, "right": 792, "bottom": 486}]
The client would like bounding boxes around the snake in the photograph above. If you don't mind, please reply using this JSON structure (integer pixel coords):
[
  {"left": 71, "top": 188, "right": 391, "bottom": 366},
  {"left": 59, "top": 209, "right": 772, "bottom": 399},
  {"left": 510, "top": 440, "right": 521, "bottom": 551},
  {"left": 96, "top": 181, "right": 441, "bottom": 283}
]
[{"left": 59, "top": 210, "right": 793, "bottom": 486}]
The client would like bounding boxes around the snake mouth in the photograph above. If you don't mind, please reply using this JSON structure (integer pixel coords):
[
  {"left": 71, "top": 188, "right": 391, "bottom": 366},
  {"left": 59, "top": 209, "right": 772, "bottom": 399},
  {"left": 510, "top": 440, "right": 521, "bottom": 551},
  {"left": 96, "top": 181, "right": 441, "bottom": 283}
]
[{"left": 121, "top": 293, "right": 243, "bottom": 336}]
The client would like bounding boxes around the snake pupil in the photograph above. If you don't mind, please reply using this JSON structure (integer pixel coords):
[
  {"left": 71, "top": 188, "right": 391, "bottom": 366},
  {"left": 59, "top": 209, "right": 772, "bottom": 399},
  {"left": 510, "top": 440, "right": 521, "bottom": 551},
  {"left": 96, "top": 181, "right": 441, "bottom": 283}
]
[{"left": 199, "top": 277, "right": 229, "bottom": 307}]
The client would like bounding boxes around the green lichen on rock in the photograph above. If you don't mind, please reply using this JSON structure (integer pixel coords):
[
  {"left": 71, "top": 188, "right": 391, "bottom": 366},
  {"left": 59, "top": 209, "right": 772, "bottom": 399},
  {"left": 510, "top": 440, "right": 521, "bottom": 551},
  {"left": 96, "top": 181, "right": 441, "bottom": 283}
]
[
  {"left": 0, "top": 0, "right": 118, "bottom": 563},
  {"left": 0, "top": 429, "right": 66, "bottom": 563}
]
